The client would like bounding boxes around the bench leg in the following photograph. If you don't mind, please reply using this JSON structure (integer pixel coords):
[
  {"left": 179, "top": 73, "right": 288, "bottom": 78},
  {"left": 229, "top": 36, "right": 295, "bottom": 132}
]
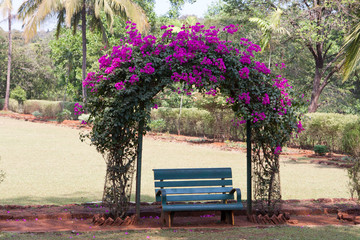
[
  {"left": 221, "top": 211, "right": 226, "bottom": 223},
  {"left": 160, "top": 211, "right": 166, "bottom": 227},
  {"left": 161, "top": 211, "right": 175, "bottom": 228},
  {"left": 221, "top": 211, "right": 234, "bottom": 225}
]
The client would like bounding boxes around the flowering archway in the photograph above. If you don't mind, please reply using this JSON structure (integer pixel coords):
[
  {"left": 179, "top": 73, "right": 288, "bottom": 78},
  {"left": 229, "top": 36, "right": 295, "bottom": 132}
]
[{"left": 76, "top": 23, "right": 304, "bottom": 218}]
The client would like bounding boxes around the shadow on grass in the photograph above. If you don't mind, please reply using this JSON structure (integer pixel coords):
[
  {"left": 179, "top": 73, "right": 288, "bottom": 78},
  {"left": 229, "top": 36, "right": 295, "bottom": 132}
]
[
  {"left": 0, "top": 192, "right": 101, "bottom": 205},
  {"left": 0, "top": 193, "right": 156, "bottom": 206}
]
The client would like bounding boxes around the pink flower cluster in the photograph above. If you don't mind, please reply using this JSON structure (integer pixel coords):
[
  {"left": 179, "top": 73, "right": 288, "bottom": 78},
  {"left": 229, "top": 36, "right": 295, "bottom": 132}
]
[
  {"left": 238, "top": 92, "right": 250, "bottom": 104},
  {"left": 205, "top": 88, "right": 217, "bottom": 96},
  {"left": 74, "top": 103, "right": 84, "bottom": 115},
  {"left": 140, "top": 63, "right": 155, "bottom": 74},
  {"left": 231, "top": 118, "right": 246, "bottom": 127},
  {"left": 274, "top": 146, "right": 282, "bottom": 155},
  {"left": 297, "top": 121, "right": 305, "bottom": 133},
  {"left": 262, "top": 93, "right": 270, "bottom": 105},
  {"left": 115, "top": 81, "right": 125, "bottom": 90},
  {"left": 252, "top": 112, "right": 266, "bottom": 123},
  {"left": 253, "top": 61, "right": 271, "bottom": 74},
  {"left": 239, "top": 67, "right": 249, "bottom": 79}
]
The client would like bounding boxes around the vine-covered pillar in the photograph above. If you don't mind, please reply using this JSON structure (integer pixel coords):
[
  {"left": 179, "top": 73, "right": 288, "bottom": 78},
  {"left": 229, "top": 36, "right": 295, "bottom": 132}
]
[
  {"left": 135, "top": 104, "right": 145, "bottom": 220},
  {"left": 246, "top": 120, "right": 252, "bottom": 215}
]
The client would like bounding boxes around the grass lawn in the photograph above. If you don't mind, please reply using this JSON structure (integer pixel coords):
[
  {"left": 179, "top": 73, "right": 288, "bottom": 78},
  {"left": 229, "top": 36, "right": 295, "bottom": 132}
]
[
  {"left": 1, "top": 226, "right": 360, "bottom": 240},
  {"left": 0, "top": 117, "right": 350, "bottom": 205}
]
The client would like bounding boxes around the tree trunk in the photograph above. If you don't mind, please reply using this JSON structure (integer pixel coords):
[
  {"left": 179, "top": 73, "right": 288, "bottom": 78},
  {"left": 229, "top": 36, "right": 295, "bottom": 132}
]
[
  {"left": 81, "top": 0, "right": 87, "bottom": 105},
  {"left": 3, "top": 11, "right": 12, "bottom": 111},
  {"left": 308, "top": 68, "right": 322, "bottom": 113}
]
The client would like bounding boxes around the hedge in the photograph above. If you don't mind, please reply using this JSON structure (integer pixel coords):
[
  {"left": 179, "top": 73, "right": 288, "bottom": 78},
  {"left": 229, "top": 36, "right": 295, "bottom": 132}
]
[
  {"left": 290, "top": 113, "right": 359, "bottom": 152},
  {"left": 2, "top": 98, "right": 359, "bottom": 153},
  {"left": 150, "top": 107, "right": 246, "bottom": 141},
  {"left": 20, "top": 100, "right": 82, "bottom": 119},
  {"left": 0, "top": 98, "right": 19, "bottom": 112}
]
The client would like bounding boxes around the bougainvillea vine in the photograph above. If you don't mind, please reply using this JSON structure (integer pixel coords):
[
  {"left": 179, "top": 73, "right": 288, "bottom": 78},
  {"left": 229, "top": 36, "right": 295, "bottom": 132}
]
[{"left": 79, "top": 22, "right": 304, "bottom": 217}]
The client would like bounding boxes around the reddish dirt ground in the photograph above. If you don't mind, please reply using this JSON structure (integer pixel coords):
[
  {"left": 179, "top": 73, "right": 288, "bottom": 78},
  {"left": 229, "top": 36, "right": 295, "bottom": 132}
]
[
  {"left": 0, "top": 112, "right": 359, "bottom": 232},
  {"left": 1, "top": 199, "right": 360, "bottom": 232}
]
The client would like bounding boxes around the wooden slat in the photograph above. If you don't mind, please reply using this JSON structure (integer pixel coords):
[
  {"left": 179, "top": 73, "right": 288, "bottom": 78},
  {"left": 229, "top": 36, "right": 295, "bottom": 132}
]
[
  {"left": 155, "top": 180, "right": 233, "bottom": 188},
  {"left": 167, "top": 194, "right": 234, "bottom": 202},
  {"left": 156, "top": 187, "right": 233, "bottom": 195},
  {"left": 153, "top": 168, "right": 232, "bottom": 180}
]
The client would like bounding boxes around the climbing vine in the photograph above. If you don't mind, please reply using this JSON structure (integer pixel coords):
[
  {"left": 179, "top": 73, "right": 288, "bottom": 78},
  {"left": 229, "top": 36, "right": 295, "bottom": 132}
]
[{"left": 77, "top": 22, "right": 304, "bottom": 218}]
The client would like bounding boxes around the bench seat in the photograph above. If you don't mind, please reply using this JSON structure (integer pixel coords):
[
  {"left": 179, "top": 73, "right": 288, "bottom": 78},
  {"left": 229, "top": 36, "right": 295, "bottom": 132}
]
[{"left": 153, "top": 168, "right": 243, "bottom": 227}]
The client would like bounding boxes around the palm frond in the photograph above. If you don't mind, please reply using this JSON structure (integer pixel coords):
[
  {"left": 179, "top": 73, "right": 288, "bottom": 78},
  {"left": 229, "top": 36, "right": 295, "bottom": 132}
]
[
  {"left": 340, "top": 22, "right": 360, "bottom": 82},
  {"left": 55, "top": 8, "right": 65, "bottom": 38},
  {"left": 112, "top": 0, "right": 149, "bottom": 34},
  {"left": 249, "top": 17, "right": 270, "bottom": 32},
  {"left": 0, "top": 0, "right": 12, "bottom": 17},
  {"left": 19, "top": 0, "right": 61, "bottom": 42},
  {"left": 88, "top": 15, "right": 108, "bottom": 45},
  {"left": 64, "top": 0, "right": 82, "bottom": 27},
  {"left": 71, "top": 11, "right": 81, "bottom": 35},
  {"left": 18, "top": 0, "right": 42, "bottom": 19}
]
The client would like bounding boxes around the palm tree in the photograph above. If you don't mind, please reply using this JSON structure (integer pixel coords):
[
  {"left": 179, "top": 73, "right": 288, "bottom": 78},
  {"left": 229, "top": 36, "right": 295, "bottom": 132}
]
[
  {"left": 0, "top": 0, "right": 12, "bottom": 111},
  {"left": 18, "top": 0, "right": 149, "bottom": 103},
  {"left": 249, "top": 8, "right": 289, "bottom": 68},
  {"left": 339, "top": 22, "right": 360, "bottom": 82}
]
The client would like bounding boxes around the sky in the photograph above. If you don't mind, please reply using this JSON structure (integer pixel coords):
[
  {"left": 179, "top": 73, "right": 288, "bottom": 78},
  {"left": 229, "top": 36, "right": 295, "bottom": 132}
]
[{"left": 0, "top": 0, "right": 217, "bottom": 32}]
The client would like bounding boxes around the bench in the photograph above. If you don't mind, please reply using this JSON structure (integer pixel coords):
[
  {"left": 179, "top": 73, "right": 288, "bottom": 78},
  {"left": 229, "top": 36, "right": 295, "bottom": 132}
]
[{"left": 153, "top": 168, "right": 243, "bottom": 227}]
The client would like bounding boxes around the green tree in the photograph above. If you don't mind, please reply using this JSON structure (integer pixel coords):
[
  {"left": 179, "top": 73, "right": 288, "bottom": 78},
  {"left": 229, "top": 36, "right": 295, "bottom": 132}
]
[
  {"left": 285, "top": 0, "right": 356, "bottom": 112},
  {"left": 249, "top": 7, "right": 289, "bottom": 68},
  {"left": 220, "top": 0, "right": 357, "bottom": 113},
  {"left": 0, "top": 0, "right": 12, "bottom": 111},
  {"left": 18, "top": 0, "right": 149, "bottom": 104}
]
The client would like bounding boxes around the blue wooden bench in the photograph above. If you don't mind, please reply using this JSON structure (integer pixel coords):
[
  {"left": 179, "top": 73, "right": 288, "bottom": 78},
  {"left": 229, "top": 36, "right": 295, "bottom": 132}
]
[{"left": 153, "top": 168, "right": 243, "bottom": 227}]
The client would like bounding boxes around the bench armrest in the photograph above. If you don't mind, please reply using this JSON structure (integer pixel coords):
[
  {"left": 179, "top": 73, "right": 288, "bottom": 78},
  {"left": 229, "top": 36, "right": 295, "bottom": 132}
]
[
  {"left": 156, "top": 189, "right": 168, "bottom": 205},
  {"left": 230, "top": 188, "right": 242, "bottom": 203}
]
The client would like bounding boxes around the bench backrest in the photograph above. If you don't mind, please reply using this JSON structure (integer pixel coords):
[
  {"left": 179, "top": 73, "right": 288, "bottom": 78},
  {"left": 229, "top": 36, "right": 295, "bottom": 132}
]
[{"left": 153, "top": 168, "right": 234, "bottom": 202}]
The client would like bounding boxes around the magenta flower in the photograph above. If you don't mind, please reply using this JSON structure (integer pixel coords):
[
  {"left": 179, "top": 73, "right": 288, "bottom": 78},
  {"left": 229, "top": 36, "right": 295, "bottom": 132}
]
[
  {"left": 238, "top": 92, "right": 250, "bottom": 104},
  {"left": 297, "top": 121, "right": 305, "bottom": 133},
  {"left": 115, "top": 81, "right": 125, "bottom": 90},
  {"left": 129, "top": 66, "right": 136, "bottom": 72},
  {"left": 140, "top": 63, "right": 155, "bottom": 74},
  {"left": 226, "top": 97, "right": 235, "bottom": 104},
  {"left": 239, "top": 67, "right": 249, "bottom": 79},
  {"left": 128, "top": 74, "right": 139, "bottom": 84},
  {"left": 152, "top": 104, "right": 158, "bottom": 109},
  {"left": 262, "top": 93, "right": 270, "bottom": 105},
  {"left": 239, "top": 54, "right": 252, "bottom": 65},
  {"left": 274, "top": 146, "right": 282, "bottom": 155},
  {"left": 74, "top": 103, "right": 84, "bottom": 115}
]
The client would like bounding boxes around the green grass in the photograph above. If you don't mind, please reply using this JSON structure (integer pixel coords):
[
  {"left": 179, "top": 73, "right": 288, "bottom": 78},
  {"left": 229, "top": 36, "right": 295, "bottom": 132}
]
[
  {"left": 0, "top": 117, "right": 350, "bottom": 205},
  {"left": 1, "top": 226, "right": 360, "bottom": 240}
]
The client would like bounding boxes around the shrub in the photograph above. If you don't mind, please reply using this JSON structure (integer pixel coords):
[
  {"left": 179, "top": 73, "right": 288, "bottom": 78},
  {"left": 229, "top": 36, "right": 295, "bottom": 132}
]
[
  {"left": 348, "top": 157, "right": 360, "bottom": 199},
  {"left": 342, "top": 121, "right": 360, "bottom": 156},
  {"left": 32, "top": 111, "right": 42, "bottom": 119},
  {"left": 291, "top": 113, "right": 359, "bottom": 152},
  {"left": 148, "top": 119, "right": 166, "bottom": 132},
  {"left": 23, "top": 100, "right": 62, "bottom": 118},
  {"left": 150, "top": 107, "right": 246, "bottom": 140},
  {"left": 62, "top": 101, "right": 84, "bottom": 120},
  {"left": 10, "top": 86, "right": 26, "bottom": 104},
  {"left": 314, "top": 145, "right": 328, "bottom": 156},
  {"left": 56, "top": 109, "right": 72, "bottom": 123},
  {"left": 0, "top": 98, "right": 19, "bottom": 112}
]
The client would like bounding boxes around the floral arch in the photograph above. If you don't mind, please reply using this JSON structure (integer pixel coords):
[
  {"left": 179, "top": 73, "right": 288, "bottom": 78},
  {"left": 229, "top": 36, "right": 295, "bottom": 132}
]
[{"left": 76, "top": 22, "right": 304, "bottom": 218}]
